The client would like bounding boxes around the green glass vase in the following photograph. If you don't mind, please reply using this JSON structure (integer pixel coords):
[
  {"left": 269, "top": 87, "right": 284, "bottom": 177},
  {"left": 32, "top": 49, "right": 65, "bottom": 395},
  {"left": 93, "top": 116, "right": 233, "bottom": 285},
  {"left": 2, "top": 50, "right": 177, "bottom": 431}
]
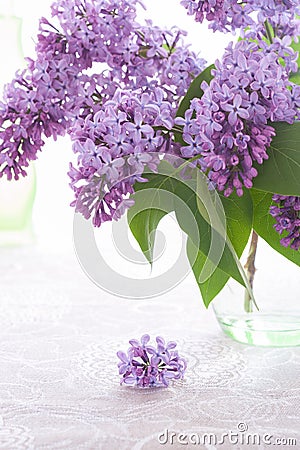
[
  {"left": 0, "top": 166, "right": 36, "bottom": 246},
  {"left": 213, "top": 240, "right": 300, "bottom": 347},
  {"left": 0, "top": 2, "right": 36, "bottom": 246}
]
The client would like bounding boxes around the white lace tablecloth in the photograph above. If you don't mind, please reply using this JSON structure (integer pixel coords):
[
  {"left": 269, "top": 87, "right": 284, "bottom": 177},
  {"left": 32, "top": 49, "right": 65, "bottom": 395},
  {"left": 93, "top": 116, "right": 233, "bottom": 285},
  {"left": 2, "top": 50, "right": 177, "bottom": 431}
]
[{"left": 0, "top": 246, "right": 299, "bottom": 450}]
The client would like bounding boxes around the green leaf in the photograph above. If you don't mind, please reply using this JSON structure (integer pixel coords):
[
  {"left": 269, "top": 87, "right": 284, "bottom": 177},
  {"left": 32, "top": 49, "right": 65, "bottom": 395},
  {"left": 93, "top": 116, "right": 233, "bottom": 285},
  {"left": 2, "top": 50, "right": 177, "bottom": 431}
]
[
  {"left": 189, "top": 179, "right": 253, "bottom": 307},
  {"left": 128, "top": 160, "right": 256, "bottom": 307},
  {"left": 251, "top": 188, "right": 300, "bottom": 267},
  {"left": 187, "top": 238, "right": 230, "bottom": 307},
  {"left": 172, "top": 128, "right": 186, "bottom": 146},
  {"left": 129, "top": 161, "right": 244, "bottom": 284},
  {"left": 290, "top": 37, "right": 300, "bottom": 84},
  {"left": 290, "top": 70, "right": 300, "bottom": 85},
  {"left": 291, "top": 38, "right": 300, "bottom": 71},
  {"left": 172, "top": 178, "right": 244, "bottom": 286},
  {"left": 196, "top": 180, "right": 253, "bottom": 256},
  {"left": 127, "top": 175, "right": 179, "bottom": 264},
  {"left": 176, "top": 64, "right": 215, "bottom": 118},
  {"left": 253, "top": 122, "right": 300, "bottom": 196},
  {"left": 127, "top": 207, "right": 167, "bottom": 264},
  {"left": 220, "top": 190, "right": 253, "bottom": 257}
]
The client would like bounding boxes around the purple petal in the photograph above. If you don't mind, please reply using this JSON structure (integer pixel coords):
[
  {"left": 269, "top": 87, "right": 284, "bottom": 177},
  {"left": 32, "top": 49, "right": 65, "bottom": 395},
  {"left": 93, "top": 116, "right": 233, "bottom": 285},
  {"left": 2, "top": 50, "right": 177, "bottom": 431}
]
[
  {"left": 117, "top": 351, "right": 129, "bottom": 363},
  {"left": 141, "top": 334, "right": 150, "bottom": 345},
  {"left": 129, "top": 339, "right": 140, "bottom": 348}
]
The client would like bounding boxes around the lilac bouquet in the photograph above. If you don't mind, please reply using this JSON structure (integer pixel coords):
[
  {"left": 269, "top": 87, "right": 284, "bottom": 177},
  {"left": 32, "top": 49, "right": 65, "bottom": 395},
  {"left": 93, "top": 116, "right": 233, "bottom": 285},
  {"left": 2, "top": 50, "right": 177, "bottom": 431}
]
[
  {"left": 0, "top": 0, "right": 300, "bottom": 309},
  {"left": 117, "top": 334, "right": 186, "bottom": 387}
]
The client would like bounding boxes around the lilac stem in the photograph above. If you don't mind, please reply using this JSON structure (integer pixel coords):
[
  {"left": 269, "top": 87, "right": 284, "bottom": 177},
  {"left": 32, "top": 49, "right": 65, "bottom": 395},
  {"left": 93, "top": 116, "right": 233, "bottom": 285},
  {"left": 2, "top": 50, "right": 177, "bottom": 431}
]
[
  {"left": 244, "top": 230, "right": 258, "bottom": 313},
  {"left": 264, "top": 20, "right": 273, "bottom": 44}
]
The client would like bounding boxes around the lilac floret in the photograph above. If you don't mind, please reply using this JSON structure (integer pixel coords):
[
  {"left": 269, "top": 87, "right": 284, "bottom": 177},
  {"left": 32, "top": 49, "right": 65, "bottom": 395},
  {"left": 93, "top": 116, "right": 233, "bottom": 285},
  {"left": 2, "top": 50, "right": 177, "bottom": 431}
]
[
  {"left": 270, "top": 195, "right": 300, "bottom": 250},
  {"left": 117, "top": 334, "right": 187, "bottom": 388}
]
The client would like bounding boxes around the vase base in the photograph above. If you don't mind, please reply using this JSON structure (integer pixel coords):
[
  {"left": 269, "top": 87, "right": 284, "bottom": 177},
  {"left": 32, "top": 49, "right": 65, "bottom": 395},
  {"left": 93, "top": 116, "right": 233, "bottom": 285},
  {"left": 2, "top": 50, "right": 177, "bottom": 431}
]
[{"left": 215, "top": 313, "right": 300, "bottom": 347}]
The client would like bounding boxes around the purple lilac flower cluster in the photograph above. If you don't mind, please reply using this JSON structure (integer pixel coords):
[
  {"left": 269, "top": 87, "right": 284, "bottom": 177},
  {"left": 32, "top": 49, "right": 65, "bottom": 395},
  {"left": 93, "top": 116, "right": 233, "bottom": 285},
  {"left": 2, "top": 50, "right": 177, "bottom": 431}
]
[
  {"left": 0, "top": 0, "right": 142, "bottom": 180},
  {"left": 180, "top": 0, "right": 254, "bottom": 32},
  {"left": 117, "top": 334, "right": 186, "bottom": 387},
  {"left": 69, "top": 87, "right": 174, "bottom": 226},
  {"left": 180, "top": 0, "right": 300, "bottom": 37},
  {"left": 38, "top": 0, "right": 206, "bottom": 107},
  {"left": 47, "top": 0, "right": 205, "bottom": 97},
  {"left": 0, "top": 39, "right": 86, "bottom": 180},
  {"left": 176, "top": 39, "right": 300, "bottom": 197},
  {"left": 270, "top": 196, "right": 300, "bottom": 250},
  {"left": 0, "top": 0, "right": 205, "bottom": 224},
  {"left": 253, "top": 0, "right": 300, "bottom": 40}
]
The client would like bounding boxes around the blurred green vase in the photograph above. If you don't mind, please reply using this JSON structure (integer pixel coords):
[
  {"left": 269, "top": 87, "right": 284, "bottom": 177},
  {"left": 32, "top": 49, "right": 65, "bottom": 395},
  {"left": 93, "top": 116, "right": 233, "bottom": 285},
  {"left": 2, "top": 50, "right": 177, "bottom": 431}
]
[
  {"left": 0, "top": 166, "right": 36, "bottom": 246},
  {"left": 0, "top": 1, "right": 36, "bottom": 246}
]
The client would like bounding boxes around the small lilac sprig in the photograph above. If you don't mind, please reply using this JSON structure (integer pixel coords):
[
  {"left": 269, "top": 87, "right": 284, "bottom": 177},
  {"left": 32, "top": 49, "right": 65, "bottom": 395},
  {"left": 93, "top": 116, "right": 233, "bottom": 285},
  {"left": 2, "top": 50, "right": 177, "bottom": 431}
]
[
  {"left": 117, "top": 334, "right": 187, "bottom": 388},
  {"left": 270, "top": 195, "right": 300, "bottom": 250}
]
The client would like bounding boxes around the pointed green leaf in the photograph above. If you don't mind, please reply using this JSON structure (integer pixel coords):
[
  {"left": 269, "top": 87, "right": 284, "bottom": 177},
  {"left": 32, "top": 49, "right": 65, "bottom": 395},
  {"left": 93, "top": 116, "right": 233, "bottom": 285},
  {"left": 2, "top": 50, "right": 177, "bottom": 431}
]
[
  {"left": 127, "top": 180, "right": 177, "bottom": 264},
  {"left": 189, "top": 178, "right": 253, "bottom": 306},
  {"left": 253, "top": 122, "right": 300, "bottom": 196},
  {"left": 172, "top": 176, "right": 244, "bottom": 285},
  {"left": 130, "top": 161, "right": 247, "bottom": 286},
  {"left": 127, "top": 207, "right": 167, "bottom": 264},
  {"left": 187, "top": 237, "right": 229, "bottom": 307},
  {"left": 220, "top": 190, "right": 253, "bottom": 257}
]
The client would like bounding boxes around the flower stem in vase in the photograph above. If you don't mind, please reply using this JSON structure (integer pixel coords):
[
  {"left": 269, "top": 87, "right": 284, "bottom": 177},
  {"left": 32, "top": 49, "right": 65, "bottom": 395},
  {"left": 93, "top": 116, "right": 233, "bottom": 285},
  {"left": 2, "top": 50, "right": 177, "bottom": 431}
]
[{"left": 244, "top": 230, "right": 259, "bottom": 313}]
